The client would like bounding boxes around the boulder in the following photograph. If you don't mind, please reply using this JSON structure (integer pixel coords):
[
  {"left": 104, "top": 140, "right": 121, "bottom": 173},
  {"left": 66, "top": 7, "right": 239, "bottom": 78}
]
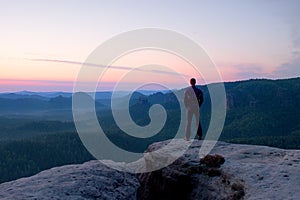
[
  {"left": 137, "top": 139, "right": 300, "bottom": 200},
  {"left": 0, "top": 160, "right": 139, "bottom": 200}
]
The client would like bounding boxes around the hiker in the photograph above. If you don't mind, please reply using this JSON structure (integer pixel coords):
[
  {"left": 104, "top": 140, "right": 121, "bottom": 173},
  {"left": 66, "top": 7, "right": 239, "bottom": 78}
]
[{"left": 184, "top": 78, "right": 203, "bottom": 140}]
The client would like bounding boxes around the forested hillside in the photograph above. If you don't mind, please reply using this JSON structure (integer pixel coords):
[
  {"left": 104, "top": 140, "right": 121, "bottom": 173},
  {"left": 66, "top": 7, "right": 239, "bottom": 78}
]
[
  {"left": 0, "top": 78, "right": 299, "bottom": 183},
  {"left": 221, "top": 78, "right": 300, "bottom": 148}
]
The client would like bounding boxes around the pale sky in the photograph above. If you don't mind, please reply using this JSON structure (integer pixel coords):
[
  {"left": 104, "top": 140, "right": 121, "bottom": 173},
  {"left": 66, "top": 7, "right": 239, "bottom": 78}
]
[{"left": 0, "top": 0, "right": 299, "bottom": 92}]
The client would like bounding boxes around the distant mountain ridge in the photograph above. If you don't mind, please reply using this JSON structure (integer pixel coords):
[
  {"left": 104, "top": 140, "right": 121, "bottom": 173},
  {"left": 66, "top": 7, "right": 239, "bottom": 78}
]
[
  {"left": 0, "top": 77, "right": 299, "bottom": 148},
  {"left": 0, "top": 90, "right": 171, "bottom": 100}
]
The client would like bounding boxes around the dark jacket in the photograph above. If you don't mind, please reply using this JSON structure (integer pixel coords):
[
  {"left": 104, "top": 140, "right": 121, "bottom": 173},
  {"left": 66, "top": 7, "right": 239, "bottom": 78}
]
[{"left": 184, "top": 86, "right": 203, "bottom": 109}]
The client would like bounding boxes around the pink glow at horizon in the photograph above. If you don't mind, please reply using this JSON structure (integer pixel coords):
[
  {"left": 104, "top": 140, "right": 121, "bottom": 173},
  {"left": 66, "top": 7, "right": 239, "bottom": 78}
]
[
  {"left": 0, "top": 51, "right": 297, "bottom": 92},
  {"left": 0, "top": 78, "right": 74, "bottom": 92},
  {"left": 0, "top": 53, "right": 296, "bottom": 92}
]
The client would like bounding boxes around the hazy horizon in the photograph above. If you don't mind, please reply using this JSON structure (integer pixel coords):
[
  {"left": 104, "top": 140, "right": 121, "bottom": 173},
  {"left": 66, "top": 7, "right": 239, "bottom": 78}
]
[{"left": 1, "top": 76, "right": 300, "bottom": 93}]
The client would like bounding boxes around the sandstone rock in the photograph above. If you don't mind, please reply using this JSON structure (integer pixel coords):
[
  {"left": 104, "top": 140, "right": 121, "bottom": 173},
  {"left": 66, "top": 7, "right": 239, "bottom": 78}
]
[{"left": 0, "top": 160, "right": 139, "bottom": 200}]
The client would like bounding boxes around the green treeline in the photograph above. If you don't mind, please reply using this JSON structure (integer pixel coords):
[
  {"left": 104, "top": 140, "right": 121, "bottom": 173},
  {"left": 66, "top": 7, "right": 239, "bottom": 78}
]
[{"left": 0, "top": 132, "right": 94, "bottom": 183}]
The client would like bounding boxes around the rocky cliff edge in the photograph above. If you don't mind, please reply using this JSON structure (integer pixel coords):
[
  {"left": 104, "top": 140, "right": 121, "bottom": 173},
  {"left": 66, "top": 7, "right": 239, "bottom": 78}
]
[{"left": 0, "top": 140, "right": 299, "bottom": 200}]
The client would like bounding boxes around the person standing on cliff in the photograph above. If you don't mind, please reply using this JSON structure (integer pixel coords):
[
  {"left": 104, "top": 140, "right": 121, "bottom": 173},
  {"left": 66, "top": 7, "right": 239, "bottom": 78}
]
[{"left": 184, "top": 78, "right": 204, "bottom": 140}]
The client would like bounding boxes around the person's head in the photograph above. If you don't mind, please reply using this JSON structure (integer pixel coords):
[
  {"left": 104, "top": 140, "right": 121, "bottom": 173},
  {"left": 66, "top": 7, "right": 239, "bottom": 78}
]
[{"left": 190, "top": 78, "right": 196, "bottom": 86}]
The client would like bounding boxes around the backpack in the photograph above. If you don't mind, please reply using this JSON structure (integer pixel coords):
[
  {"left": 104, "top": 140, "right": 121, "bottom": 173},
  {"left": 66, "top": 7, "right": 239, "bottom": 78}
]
[{"left": 192, "top": 86, "right": 203, "bottom": 107}]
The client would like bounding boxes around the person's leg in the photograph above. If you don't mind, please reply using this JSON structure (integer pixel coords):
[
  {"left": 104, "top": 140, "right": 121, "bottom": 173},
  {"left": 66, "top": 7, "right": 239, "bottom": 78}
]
[
  {"left": 185, "top": 109, "right": 193, "bottom": 140},
  {"left": 194, "top": 110, "right": 202, "bottom": 140},
  {"left": 197, "top": 121, "right": 203, "bottom": 140}
]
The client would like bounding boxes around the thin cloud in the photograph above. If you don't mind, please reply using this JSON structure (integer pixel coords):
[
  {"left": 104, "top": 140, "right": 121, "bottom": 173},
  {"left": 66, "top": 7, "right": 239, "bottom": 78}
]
[
  {"left": 234, "top": 64, "right": 266, "bottom": 79},
  {"left": 218, "top": 63, "right": 267, "bottom": 81},
  {"left": 27, "top": 58, "right": 189, "bottom": 77},
  {"left": 272, "top": 57, "right": 300, "bottom": 79}
]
